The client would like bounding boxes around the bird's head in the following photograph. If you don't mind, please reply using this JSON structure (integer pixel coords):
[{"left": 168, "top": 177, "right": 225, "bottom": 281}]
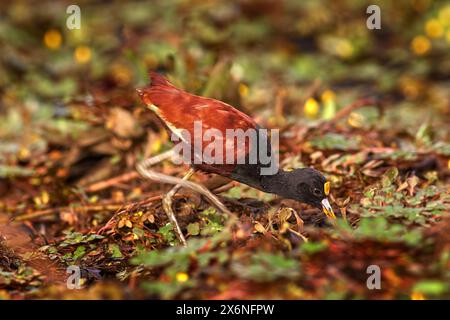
[{"left": 277, "top": 168, "right": 336, "bottom": 219}]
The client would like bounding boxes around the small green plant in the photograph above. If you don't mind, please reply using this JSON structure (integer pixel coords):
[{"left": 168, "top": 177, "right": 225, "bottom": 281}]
[
  {"left": 336, "top": 217, "right": 423, "bottom": 246},
  {"left": 158, "top": 223, "right": 177, "bottom": 245},
  {"left": 231, "top": 252, "right": 301, "bottom": 282}
]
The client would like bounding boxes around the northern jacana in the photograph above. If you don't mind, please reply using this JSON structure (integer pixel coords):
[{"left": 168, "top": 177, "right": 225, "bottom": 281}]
[{"left": 136, "top": 71, "right": 335, "bottom": 246}]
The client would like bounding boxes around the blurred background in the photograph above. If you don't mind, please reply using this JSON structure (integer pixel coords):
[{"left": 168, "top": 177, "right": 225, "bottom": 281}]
[
  {"left": 0, "top": 0, "right": 449, "bottom": 300},
  {"left": 1, "top": 0, "right": 449, "bottom": 163}
]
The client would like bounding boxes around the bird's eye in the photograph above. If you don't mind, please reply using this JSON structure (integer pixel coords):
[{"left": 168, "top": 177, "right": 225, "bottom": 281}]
[{"left": 313, "top": 188, "right": 321, "bottom": 197}]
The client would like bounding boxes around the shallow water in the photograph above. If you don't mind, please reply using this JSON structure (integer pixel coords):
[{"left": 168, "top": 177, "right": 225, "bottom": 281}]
[{"left": 0, "top": 213, "right": 67, "bottom": 285}]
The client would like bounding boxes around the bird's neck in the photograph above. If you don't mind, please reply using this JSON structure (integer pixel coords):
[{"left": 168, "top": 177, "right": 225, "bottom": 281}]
[{"left": 259, "top": 170, "right": 290, "bottom": 195}]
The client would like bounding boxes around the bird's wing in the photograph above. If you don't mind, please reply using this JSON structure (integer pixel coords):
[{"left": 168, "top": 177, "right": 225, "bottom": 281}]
[{"left": 139, "top": 72, "right": 260, "bottom": 173}]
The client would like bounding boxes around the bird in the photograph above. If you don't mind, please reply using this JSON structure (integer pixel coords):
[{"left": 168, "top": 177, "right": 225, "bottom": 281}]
[{"left": 136, "top": 71, "right": 335, "bottom": 246}]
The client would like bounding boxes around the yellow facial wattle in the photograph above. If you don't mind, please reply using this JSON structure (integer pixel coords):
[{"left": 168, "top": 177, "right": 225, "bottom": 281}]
[{"left": 324, "top": 181, "right": 330, "bottom": 196}]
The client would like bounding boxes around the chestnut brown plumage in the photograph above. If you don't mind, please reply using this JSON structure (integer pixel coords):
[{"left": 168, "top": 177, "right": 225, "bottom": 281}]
[{"left": 136, "top": 72, "right": 335, "bottom": 246}]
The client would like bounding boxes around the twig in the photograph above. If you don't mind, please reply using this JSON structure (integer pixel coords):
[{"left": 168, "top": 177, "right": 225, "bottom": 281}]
[
  {"left": 288, "top": 228, "right": 308, "bottom": 242},
  {"left": 323, "top": 97, "right": 379, "bottom": 128},
  {"left": 212, "top": 181, "right": 239, "bottom": 194},
  {"left": 14, "top": 204, "right": 127, "bottom": 222},
  {"left": 14, "top": 194, "right": 161, "bottom": 222},
  {"left": 84, "top": 169, "right": 229, "bottom": 193},
  {"left": 14, "top": 191, "right": 204, "bottom": 222},
  {"left": 84, "top": 171, "right": 139, "bottom": 192}
]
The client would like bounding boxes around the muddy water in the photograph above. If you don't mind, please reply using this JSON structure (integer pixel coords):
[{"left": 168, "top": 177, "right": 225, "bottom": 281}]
[{"left": 0, "top": 213, "right": 67, "bottom": 285}]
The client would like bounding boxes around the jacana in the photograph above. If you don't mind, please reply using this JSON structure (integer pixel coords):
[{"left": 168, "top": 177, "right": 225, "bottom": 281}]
[{"left": 136, "top": 72, "right": 335, "bottom": 246}]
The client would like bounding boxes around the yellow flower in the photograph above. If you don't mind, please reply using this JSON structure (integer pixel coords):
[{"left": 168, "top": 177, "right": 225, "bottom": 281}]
[
  {"left": 68, "top": 28, "right": 88, "bottom": 44},
  {"left": 150, "top": 137, "right": 163, "bottom": 154},
  {"left": 411, "top": 292, "right": 426, "bottom": 300},
  {"left": 348, "top": 112, "right": 366, "bottom": 128},
  {"left": 321, "top": 90, "right": 336, "bottom": 103},
  {"left": 304, "top": 98, "right": 320, "bottom": 118},
  {"left": 33, "top": 196, "right": 42, "bottom": 206},
  {"left": 425, "top": 19, "right": 444, "bottom": 38},
  {"left": 411, "top": 35, "right": 431, "bottom": 55},
  {"left": 438, "top": 6, "right": 450, "bottom": 26},
  {"left": 43, "top": 29, "right": 62, "bottom": 50},
  {"left": 111, "top": 63, "right": 132, "bottom": 86},
  {"left": 175, "top": 272, "right": 189, "bottom": 283},
  {"left": 335, "top": 39, "right": 354, "bottom": 59},
  {"left": 41, "top": 191, "right": 50, "bottom": 205},
  {"left": 238, "top": 83, "right": 249, "bottom": 97},
  {"left": 74, "top": 46, "right": 92, "bottom": 64},
  {"left": 321, "top": 90, "right": 337, "bottom": 120},
  {"left": 18, "top": 147, "right": 30, "bottom": 160}
]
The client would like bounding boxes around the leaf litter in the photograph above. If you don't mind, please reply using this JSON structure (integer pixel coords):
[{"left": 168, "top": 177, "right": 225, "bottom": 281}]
[{"left": 0, "top": 0, "right": 449, "bottom": 300}]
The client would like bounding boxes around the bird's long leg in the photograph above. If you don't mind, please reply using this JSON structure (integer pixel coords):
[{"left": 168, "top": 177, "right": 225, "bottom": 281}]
[
  {"left": 97, "top": 150, "right": 176, "bottom": 235},
  {"left": 136, "top": 148, "right": 235, "bottom": 246},
  {"left": 136, "top": 151, "right": 232, "bottom": 214},
  {"left": 161, "top": 168, "right": 196, "bottom": 246}
]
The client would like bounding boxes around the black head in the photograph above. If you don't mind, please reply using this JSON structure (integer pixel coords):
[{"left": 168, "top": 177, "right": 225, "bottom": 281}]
[{"left": 269, "top": 168, "right": 335, "bottom": 218}]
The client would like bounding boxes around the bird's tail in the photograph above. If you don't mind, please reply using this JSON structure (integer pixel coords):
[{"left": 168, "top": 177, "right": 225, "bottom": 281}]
[
  {"left": 137, "top": 71, "right": 180, "bottom": 106},
  {"left": 148, "top": 71, "right": 175, "bottom": 88}
]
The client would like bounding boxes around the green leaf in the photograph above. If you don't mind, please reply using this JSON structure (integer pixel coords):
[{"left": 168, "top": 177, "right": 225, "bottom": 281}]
[
  {"left": 59, "top": 232, "right": 104, "bottom": 247},
  {"left": 413, "top": 280, "right": 448, "bottom": 296},
  {"left": 158, "top": 223, "right": 176, "bottom": 244},
  {"left": 187, "top": 223, "right": 200, "bottom": 236},
  {"left": 0, "top": 165, "right": 35, "bottom": 178},
  {"left": 108, "top": 244, "right": 123, "bottom": 259},
  {"left": 349, "top": 217, "right": 423, "bottom": 246},
  {"left": 132, "top": 227, "right": 145, "bottom": 239},
  {"left": 310, "top": 133, "right": 359, "bottom": 150},
  {"left": 231, "top": 252, "right": 300, "bottom": 282},
  {"left": 381, "top": 167, "right": 399, "bottom": 188},
  {"left": 141, "top": 280, "right": 194, "bottom": 299},
  {"left": 415, "top": 122, "right": 433, "bottom": 146},
  {"left": 72, "top": 246, "right": 86, "bottom": 260},
  {"left": 301, "top": 241, "right": 328, "bottom": 255}
]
